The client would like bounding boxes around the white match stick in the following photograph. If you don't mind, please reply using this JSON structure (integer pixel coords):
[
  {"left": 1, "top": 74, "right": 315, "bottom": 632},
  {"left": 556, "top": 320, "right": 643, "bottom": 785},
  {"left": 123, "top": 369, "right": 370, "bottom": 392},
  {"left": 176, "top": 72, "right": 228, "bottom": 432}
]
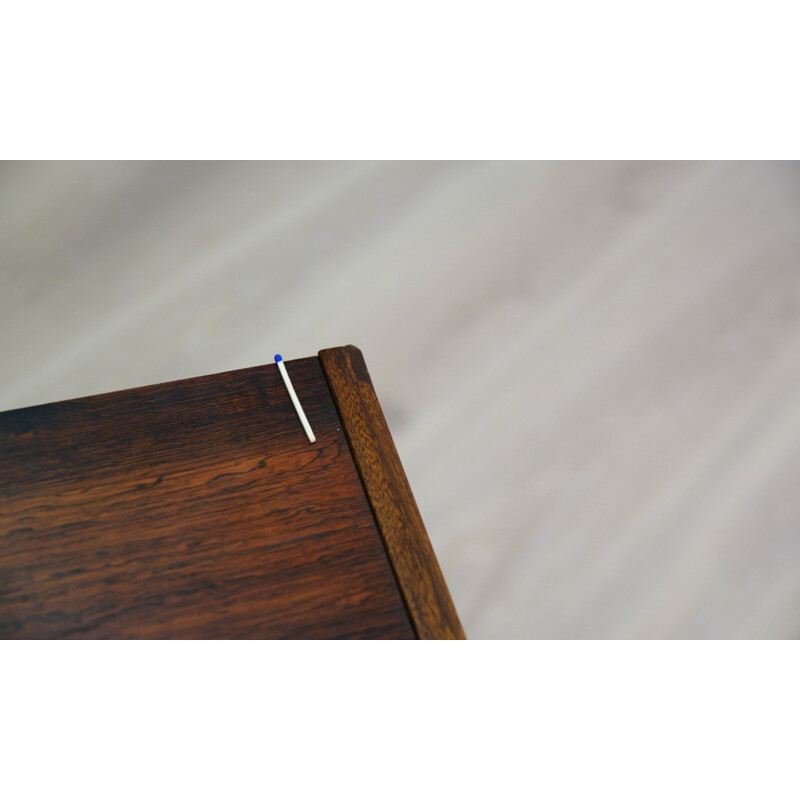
[{"left": 274, "top": 354, "right": 316, "bottom": 443}]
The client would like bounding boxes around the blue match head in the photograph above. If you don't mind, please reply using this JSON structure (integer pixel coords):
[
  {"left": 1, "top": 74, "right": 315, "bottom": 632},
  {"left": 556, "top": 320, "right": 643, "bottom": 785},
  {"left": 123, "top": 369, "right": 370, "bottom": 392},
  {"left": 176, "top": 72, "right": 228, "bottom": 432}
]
[{"left": 274, "top": 354, "right": 283, "bottom": 363}]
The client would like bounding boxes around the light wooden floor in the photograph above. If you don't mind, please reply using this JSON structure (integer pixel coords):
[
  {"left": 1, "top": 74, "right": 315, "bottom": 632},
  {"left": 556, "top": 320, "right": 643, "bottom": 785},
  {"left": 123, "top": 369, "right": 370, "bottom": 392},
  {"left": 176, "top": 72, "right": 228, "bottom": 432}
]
[{"left": 2, "top": 161, "right": 799, "bottom": 638}]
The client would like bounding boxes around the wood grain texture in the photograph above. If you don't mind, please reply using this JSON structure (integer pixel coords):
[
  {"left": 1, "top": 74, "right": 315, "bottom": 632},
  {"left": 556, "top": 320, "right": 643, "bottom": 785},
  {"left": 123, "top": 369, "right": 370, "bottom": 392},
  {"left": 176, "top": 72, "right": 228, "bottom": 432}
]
[
  {"left": 0, "top": 356, "right": 415, "bottom": 639},
  {"left": 319, "top": 345, "right": 466, "bottom": 640},
  {"left": 4, "top": 162, "right": 799, "bottom": 638}
]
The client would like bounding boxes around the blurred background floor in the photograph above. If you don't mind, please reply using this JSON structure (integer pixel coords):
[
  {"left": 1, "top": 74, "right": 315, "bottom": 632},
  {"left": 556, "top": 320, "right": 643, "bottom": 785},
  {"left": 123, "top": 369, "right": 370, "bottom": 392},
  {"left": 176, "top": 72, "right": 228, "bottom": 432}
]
[{"left": 1, "top": 161, "right": 799, "bottom": 638}]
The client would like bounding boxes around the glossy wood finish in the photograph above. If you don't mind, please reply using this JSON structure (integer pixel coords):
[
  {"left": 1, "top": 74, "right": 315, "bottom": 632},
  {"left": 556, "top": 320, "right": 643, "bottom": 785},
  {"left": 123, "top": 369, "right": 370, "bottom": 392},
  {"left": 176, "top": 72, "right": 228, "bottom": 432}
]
[
  {"left": 0, "top": 356, "right": 415, "bottom": 639},
  {"left": 320, "top": 346, "right": 465, "bottom": 640}
]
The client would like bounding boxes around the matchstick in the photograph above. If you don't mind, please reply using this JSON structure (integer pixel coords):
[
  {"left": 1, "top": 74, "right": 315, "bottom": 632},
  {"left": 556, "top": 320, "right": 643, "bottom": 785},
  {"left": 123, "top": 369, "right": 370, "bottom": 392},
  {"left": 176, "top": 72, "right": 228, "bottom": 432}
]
[{"left": 274, "top": 354, "right": 316, "bottom": 443}]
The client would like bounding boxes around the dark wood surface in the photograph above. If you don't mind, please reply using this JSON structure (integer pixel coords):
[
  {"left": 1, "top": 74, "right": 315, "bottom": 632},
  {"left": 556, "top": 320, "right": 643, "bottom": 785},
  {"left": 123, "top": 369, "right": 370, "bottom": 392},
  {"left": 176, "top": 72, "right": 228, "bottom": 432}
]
[
  {"left": 0, "top": 356, "right": 415, "bottom": 639},
  {"left": 319, "top": 346, "right": 466, "bottom": 639}
]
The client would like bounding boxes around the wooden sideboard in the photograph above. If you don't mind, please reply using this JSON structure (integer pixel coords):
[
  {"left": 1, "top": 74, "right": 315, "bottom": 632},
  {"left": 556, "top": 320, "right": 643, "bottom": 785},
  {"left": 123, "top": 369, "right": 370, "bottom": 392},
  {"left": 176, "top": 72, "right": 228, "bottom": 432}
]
[{"left": 0, "top": 345, "right": 464, "bottom": 639}]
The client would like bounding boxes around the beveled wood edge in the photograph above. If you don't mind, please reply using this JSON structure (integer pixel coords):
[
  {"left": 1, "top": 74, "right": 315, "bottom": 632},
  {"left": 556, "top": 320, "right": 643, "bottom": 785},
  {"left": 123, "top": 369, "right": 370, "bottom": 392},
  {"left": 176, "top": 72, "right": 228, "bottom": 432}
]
[{"left": 318, "top": 345, "right": 466, "bottom": 640}]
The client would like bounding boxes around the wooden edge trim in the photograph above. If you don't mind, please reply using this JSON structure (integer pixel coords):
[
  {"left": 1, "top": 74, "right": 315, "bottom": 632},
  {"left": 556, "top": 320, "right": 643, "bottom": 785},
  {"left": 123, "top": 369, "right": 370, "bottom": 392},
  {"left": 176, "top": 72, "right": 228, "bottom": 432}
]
[{"left": 319, "top": 345, "right": 466, "bottom": 640}]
